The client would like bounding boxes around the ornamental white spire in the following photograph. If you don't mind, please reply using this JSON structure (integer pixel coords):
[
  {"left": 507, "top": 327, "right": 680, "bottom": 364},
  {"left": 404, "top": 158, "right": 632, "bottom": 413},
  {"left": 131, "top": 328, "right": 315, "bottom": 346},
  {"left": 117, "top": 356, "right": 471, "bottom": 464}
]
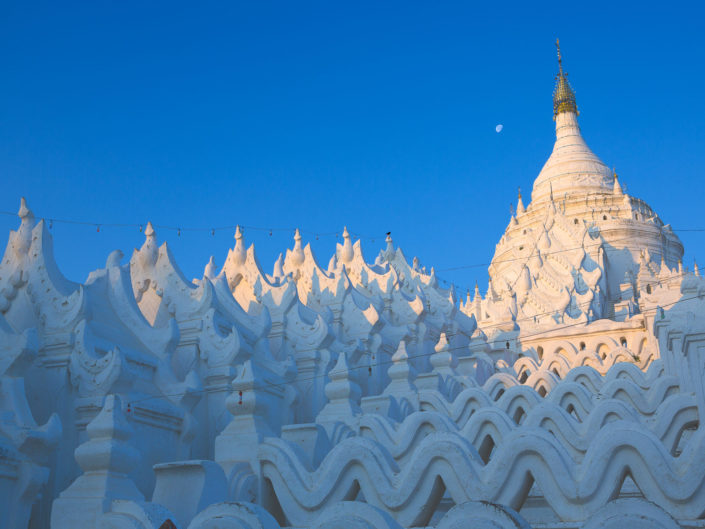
[
  {"left": 13, "top": 197, "right": 35, "bottom": 257},
  {"left": 339, "top": 226, "right": 353, "bottom": 263},
  {"left": 613, "top": 168, "right": 623, "bottom": 195},
  {"left": 516, "top": 187, "right": 525, "bottom": 215},
  {"left": 18, "top": 197, "right": 34, "bottom": 225},
  {"left": 531, "top": 41, "right": 613, "bottom": 204},
  {"left": 232, "top": 225, "right": 246, "bottom": 266},
  {"left": 383, "top": 232, "right": 394, "bottom": 261},
  {"left": 144, "top": 221, "right": 156, "bottom": 244},
  {"left": 204, "top": 256, "right": 217, "bottom": 279},
  {"left": 138, "top": 221, "right": 158, "bottom": 267},
  {"left": 290, "top": 228, "right": 304, "bottom": 266}
]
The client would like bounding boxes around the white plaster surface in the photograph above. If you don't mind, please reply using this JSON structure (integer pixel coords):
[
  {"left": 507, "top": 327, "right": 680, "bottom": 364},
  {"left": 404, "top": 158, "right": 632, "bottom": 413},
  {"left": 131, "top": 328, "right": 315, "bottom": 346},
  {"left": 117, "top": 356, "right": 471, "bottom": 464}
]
[{"left": 0, "top": 61, "right": 702, "bottom": 529}]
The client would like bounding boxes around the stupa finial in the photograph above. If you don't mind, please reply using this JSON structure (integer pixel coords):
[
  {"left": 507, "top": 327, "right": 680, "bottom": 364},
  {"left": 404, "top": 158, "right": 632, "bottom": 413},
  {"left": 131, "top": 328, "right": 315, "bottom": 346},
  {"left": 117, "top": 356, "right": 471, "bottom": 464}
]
[
  {"left": 613, "top": 168, "right": 623, "bottom": 195},
  {"left": 553, "top": 39, "right": 578, "bottom": 119},
  {"left": 290, "top": 228, "right": 304, "bottom": 266},
  {"left": 516, "top": 187, "right": 525, "bottom": 214},
  {"left": 18, "top": 197, "right": 33, "bottom": 221},
  {"left": 204, "top": 256, "right": 217, "bottom": 279},
  {"left": 339, "top": 226, "right": 353, "bottom": 263},
  {"left": 293, "top": 228, "right": 302, "bottom": 251}
]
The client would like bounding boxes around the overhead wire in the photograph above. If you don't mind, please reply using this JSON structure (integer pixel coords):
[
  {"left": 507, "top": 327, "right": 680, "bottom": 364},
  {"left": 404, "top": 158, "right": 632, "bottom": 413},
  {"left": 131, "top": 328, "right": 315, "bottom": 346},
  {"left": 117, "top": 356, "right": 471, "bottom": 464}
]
[{"left": 2, "top": 206, "right": 701, "bottom": 300}]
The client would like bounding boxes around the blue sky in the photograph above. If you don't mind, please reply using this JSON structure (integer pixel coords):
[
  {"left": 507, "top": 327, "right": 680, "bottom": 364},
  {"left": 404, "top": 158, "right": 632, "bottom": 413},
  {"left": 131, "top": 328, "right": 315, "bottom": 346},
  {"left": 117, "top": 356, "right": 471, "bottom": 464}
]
[{"left": 1, "top": 1, "right": 703, "bottom": 293}]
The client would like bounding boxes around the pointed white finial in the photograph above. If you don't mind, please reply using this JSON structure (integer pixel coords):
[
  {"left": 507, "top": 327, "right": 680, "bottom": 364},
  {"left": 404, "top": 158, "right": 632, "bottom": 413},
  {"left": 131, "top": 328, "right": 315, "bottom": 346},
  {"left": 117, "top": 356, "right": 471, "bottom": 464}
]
[
  {"left": 293, "top": 228, "right": 302, "bottom": 250},
  {"left": 385, "top": 232, "right": 393, "bottom": 253},
  {"left": 613, "top": 168, "right": 623, "bottom": 195},
  {"left": 18, "top": 197, "right": 33, "bottom": 221},
  {"left": 137, "top": 221, "right": 158, "bottom": 267},
  {"left": 516, "top": 187, "right": 525, "bottom": 215},
  {"left": 204, "top": 256, "right": 217, "bottom": 279},
  {"left": 75, "top": 394, "right": 139, "bottom": 476},
  {"left": 273, "top": 253, "right": 285, "bottom": 277},
  {"left": 230, "top": 225, "right": 246, "bottom": 266},
  {"left": 144, "top": 221, "right": 156, "bottom": 239},
  {"left": 12, "top": 197, "right": 36, "bottom": 257},
  {"left": 339, "top": 226, "right": 353, "bottom": 263},
  {"left": 290, "top": 229, "right": 305, "bottom": 267},
  {"left": 430, "top": 331, "right": 457, "bottom": 373},
  {"left": 694, "top": 259, "right": 700, "bottom": 277}
]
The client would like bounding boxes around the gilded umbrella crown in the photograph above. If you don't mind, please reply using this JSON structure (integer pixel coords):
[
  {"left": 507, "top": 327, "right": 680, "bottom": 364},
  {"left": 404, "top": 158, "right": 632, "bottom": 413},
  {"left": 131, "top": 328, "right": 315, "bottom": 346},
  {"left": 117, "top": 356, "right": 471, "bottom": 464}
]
[{"left": 553, "top": 39, "right": 578, "bottom": 118}]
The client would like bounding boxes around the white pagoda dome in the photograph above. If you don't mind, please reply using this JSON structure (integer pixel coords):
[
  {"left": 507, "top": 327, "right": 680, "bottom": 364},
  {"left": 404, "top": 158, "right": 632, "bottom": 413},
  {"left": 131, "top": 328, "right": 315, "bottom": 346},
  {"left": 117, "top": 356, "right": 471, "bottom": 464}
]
[{"left": 468, "top": 40, "right": 684, "bottom": 357}]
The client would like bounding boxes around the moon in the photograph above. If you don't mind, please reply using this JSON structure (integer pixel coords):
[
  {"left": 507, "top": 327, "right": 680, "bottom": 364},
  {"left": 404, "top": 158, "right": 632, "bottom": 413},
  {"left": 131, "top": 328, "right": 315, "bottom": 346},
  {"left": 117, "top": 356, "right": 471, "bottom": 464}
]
[{"left": 496, "top": 124, "right": 504, "bottom": 133}]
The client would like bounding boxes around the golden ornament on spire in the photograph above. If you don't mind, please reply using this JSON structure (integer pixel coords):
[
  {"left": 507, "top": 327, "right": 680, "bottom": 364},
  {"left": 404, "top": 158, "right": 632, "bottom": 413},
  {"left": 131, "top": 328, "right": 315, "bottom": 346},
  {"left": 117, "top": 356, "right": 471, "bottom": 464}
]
[{"left": 553, "top": 39, "right": 578, "bottom": 119}]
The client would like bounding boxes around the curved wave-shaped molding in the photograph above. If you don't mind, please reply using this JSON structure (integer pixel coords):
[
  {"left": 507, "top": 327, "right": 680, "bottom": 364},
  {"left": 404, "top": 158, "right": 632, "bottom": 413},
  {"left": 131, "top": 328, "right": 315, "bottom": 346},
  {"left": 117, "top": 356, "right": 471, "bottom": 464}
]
[
  {"left": 482, "top": 373, "right": 521, "bottom": 401},
  {"left": 384, "top": 358, "right": 683, "bottom": 429},
  {"left": 512, "top": 344, "right": 658, "bottom": 388},
  {"left": 419, "top": 387, "right": 492, "bottom": 425},
  {"left": 557, "top": 360, "right": 665, "bottom": 395},
  {"left": 355, "top": 382, "right": 695, "bottom": 468},
  {"left": 259, "top": 422, "right": 705, "bottom": 526},
  {"left": 359, "top": 411, "right": 459, "bottom": 464},
  {"left": 599, "top": 375, "right": 679, "bottom": 416},
  {"left": 649, "top": 394, "right": 698, "bottom": 454},
  {"left": 477, "top": 358, "right": 676, "bottom": 423}
]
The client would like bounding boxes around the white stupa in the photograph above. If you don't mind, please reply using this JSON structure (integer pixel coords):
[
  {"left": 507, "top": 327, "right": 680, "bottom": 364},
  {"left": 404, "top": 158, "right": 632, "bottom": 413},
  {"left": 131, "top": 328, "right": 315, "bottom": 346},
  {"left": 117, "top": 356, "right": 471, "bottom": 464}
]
[{"left": 1, "top": 42, "right": 704, "bottom": 529}]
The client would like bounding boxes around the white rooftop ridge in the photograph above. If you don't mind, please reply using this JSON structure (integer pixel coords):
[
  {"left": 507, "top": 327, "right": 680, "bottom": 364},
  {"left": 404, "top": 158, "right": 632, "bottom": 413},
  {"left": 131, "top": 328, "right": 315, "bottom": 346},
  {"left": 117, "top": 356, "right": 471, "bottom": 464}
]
[{"left": 1, "top": 45, "right": 704, "bottom": 529}]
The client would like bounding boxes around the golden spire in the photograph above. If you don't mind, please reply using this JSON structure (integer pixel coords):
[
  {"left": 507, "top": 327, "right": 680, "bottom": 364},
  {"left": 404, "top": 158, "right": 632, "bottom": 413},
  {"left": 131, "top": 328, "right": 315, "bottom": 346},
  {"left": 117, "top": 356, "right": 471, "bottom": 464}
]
[{"left": 553, "top": 39, "right": 578, "bottom": 119}]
